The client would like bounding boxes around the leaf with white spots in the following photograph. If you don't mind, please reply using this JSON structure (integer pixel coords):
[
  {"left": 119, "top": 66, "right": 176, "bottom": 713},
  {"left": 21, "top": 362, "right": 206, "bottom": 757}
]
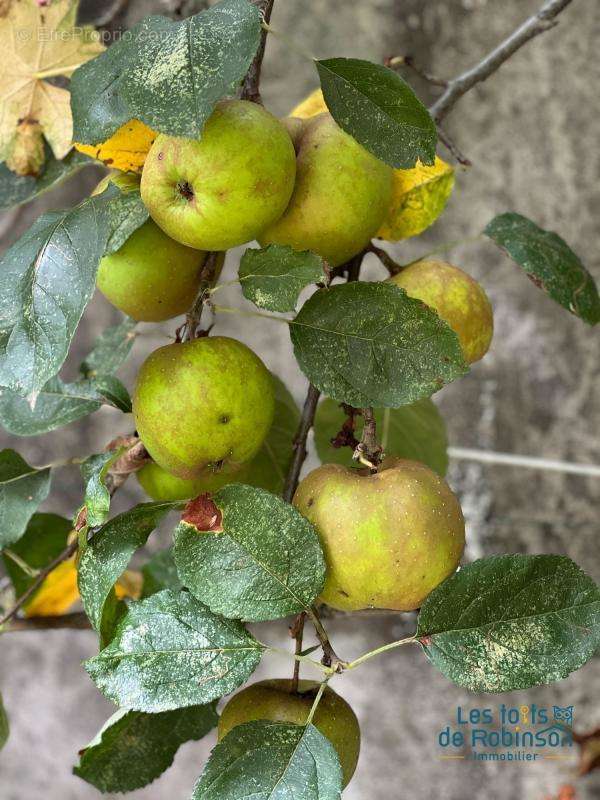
[
  {"left": 316, "top": 58, "right": 437, "bottom": 169},
  {"left": 173, "top": 484, "right": 325, "bottom": 621},
  {"left": 417, "top": 555, "right": 600, "bottom": 692},
  {"left": 290, "top": 281, "right": 467, "bottom": 408},
  {"left": 0, "top": 195, "right": 111, "bottom": 397},
  {"left": 484, "top": 213, "right": 600, "bottom": 325},
  {"left": 239, "top": 246, "right": 325, "bottom": 312},
  {"left": 192, "top": 721, "right": 342, "bottom": 800},
  {"left": 85, "top": 589, "right": 264, "bottom": 711}
]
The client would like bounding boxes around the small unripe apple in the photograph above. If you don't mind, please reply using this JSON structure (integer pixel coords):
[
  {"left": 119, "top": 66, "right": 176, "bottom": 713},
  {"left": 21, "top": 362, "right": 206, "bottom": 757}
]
[
  {"left": 97, "top": 219, "right": 209, "bottom": 322},
  {"left": 140, "top": 100, "right": 296, "bottom": 251},
  {"left": 218, "top": 679, "right": 360, "bottom": 787},
  {"left": 132, "top": 337, "right": 275, "bottom": 479},
  {"left": 136, "top": 460, "right": 238, "bottom": 501},
  {"left": 388, "top": 259, "right": 493, "bottom": 364},
  {"left": 259, "top": 113, "right": 393, "bottom": 266},
  {"left": 293, "top": 457, "right": 465, "bottom": 611}
]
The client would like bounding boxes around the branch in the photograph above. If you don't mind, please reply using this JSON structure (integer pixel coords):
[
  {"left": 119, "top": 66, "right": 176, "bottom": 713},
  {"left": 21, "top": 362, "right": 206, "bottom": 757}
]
[
  {"left": 2, "top": 612, "right": 91, "bottom": 633},
  {"left": 241, "top": 0, "right": 276, "bottom": 103},
  {"left": 180, "top": 251, "right": 223, "bottom": 341},
  {"left": 289, "top": 611, "right": 306, "bottom": 692},
  {"left": 366, "top": 242, "right": 404, "bottom": 275},
  {"left": 353, "top": 408, "right": 384, "bottom": 470},
  {"left": 430, "top": 0, "right": 574, "bottom": 122},
  {"left": 307, "top": 607, "right": 345, "bottom": 673}
]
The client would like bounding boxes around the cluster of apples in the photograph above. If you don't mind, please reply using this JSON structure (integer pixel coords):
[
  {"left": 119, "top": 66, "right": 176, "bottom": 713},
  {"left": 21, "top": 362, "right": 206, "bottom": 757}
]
[{"left": 92, "top": 98, "right": 495, "bottom": 784}]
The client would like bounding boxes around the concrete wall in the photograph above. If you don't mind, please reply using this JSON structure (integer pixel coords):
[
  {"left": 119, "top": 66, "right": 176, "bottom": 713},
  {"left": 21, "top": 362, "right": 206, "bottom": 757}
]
[{"left": 1, "top": 1, "right": 599, "bottom": 798}]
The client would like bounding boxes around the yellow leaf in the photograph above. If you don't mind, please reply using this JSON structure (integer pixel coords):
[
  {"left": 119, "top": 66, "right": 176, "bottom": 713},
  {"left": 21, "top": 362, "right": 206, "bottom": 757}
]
[
  {"left": 115, "top": 569, "right": 143, "bottom": 601},
  {"left": 376, "top": 157, "right": 455, "bottom": 241},
  {"left": 289, "top": 88, "right": 327, "bottom": 119},
  {"left": 74, "top": 119, "right": 158, "bottom": 174},
  {"left": 0, "top": 0, "right": 104, "bottom": 175},
  {"left": 24, "top": 560, "right": 79, "bottom": 617}
]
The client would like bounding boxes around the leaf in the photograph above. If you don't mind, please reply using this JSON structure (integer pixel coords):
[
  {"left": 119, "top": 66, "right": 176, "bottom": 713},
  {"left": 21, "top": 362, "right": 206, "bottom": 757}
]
[
  {"left": 0, "top": 377, "right": 124, "bottom": 436},
  {"left": 290, "top": 282, "right": 467, "bottom": 408},
  {"left": 0, "top": 149, "right": 92, "bottom": 210},
  {"left": 0, "top": 0, "right": 104, "bottom": 175},
  {"left": 80, "top": 451, "right": 122, "bottom": 529},
  {"left": 80, "top": 317, "right": 137, "bottom": 378},
  {"left": 316, "top": 58, "right": 437, "bottom": 169},
  {"left": 85, "top": 589, "right": 264, "bottom": 712},
  {"left": 173, "top": 484, "right": 325, "bottom": 621},
  {"left": 73, "top": 118, "right": 157, "bottom": 174},
  {"left": 141, "top": 548, "right": 183, "bottom": 598},
  {"left": 78, "top": 502, "right": 175, "bottom": 631},
  {"left": 239, "top": 246, "right": 325, "bottom": 312},
  {"left": 0, "top": 693, "right": 8, "bottom": 752},
  {"left": 416, "top": 554, "right": 600, "bottom": 693},
  {"left": 2, "top": 513, "right": 73, "bottom": 613},
  {"left": 243, "top": 375, "right": 300, "bottom": 495},
  {"left": 92, "top": 374, "right": 132, "bottom": 413},
  {"left": 484, "top": 213, "right": 600, "bottom": 325},
  {"left": 377, "top": 157, "right": 455, "bottom": 241},
  {"left": 0, "top": 451, "right": 51, "bottom": 548},
  {"left": 314, "top": 397, "right": 448, "bottom": 476},
  {"left": 71, "top": 0, "right": 262, "bottom": 143},
  {"left": 0, "top": 195, "right": 112, "bottom": 397},
  {"left": 101, "top": 177, "right": 150, "bottom": 255},
  {"left": 192, "top": 721, "right": 342, "bottom": 800},
  {"left": 74, "top": 703, "right": 218, "bottom": 792}
]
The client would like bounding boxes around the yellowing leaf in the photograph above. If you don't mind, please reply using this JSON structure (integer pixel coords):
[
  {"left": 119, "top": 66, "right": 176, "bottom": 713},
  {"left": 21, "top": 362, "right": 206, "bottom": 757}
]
[
  {"left": 377, "top": 157, "right": 455, "bottom": 241},
  {"left": 74, "top": 119, "right": 158, "bottom": 174},
  {"left": 25, "top": 559, "right": 79, "bottom": 617},
  {"left": 289, "top": 88, "right": 327, "bottom": 119},
  {"left": 0, "top": 0, "right": 104, "bottom": 175},
  {"left": 115, "top": 569, "right": 143, "bottom": 601}
]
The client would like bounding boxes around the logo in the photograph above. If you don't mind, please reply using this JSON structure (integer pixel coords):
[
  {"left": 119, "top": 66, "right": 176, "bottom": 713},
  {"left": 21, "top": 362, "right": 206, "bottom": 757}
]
[{"left": 437, "top": 704, "right": 574, "bottom": 763}]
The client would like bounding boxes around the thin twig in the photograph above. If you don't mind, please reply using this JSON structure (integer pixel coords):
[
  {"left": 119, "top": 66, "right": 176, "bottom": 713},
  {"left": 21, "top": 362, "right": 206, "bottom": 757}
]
[
  {"left": 241, "top": 0, "right": 276, "bottom": 103},
  {"left": 289, "top": 611, "right": 306, "bottom": 692},
  {"left": 181, "top": 252, "right": 224, "bottom": 341},
  {"left": 436, "top": 126, "right": 472, "bottom": 167},
  {"left": 282, "top": 384, "right": 321, "bottom": 503},
  {"left": 2, "top": 612, "right": 92, "bottom": 632},
  {"left": 385, "top": 54, "right": 448, "bottom": 88},
  {"left": 430, "top": 0, "right": 574, "bottom": 122},
  {"left": 448, "top": 447, "right": 600, "bottom": 478},
  {"left": 307, "top": 607, "right": 345, "bottom": 672},
  {"left": 366, "top": 242, "right": 404, "bottom": 275}
]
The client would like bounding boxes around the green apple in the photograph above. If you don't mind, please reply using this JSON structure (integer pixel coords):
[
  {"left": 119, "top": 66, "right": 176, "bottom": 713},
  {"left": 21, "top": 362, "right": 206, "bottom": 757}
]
[
  {"left": 136, "top": 460, "right": 238, "bottom": 501},
  {"left": 259, "top": 113, "right": 393, "bottom": 266},
  {"left": 388, "top": 259, "right": 493, "bottom": 364},
  {"left": 218, "top": 679, "right": 360, "bottom": 787},
  {"left": 140, "top": 100, "right": 296, "bottom": 251},
  {"left": 293, "top": 457, "right": 465, "bottom": 611},
  {"left": 96, "top": 219, "right": 209, "bottom": 322},
  {"left": 132, "top": 337, "right": 275, "bottom": 479}
]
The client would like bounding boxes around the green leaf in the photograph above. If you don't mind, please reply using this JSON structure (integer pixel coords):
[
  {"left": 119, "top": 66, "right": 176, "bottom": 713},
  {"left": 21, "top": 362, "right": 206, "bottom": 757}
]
[
  {"left": 80, "top": 317, "right": 137, "bottom": 378},
  {"left": 192, "top": 721, "right": 342, "bottom": 800},
  {"left": 80, "top": 450, "right": 123, "bottom": 529},
  {"left": 484, "top": 212, "right": 600, "bottom": 325},
  {"left": 141, "top": 547, "right": 183, "bottom": 598},
  {"left": 103, "top": 179, "right": 149, "bottom": 255},
  {"left": 0, "top": 196, "right": 111, "bottom": 397},
  {"left": 74, "top": 703, "right": 218, "bottom": 792},
  {"left": 92, "top": 374, "right": 132, "bottom": 413},
  {"left": 0, "top": 451, "right": 51, "bottom": 548},
  {"left": 173, "top": 484, "right": 325, "bottom": 621},
  {"left": 417, "top": 554, "right": 600, "bottom": 693},
  {"left": 85, "top": 589, "right": 264, "bottom": 712},
  {"left": 316, "top": 58, "right": 437, "bottom": 169},
  {"left": 78, "top": 502, "right": 175, "bottom": 631},
  {"left": 290, "top": 282, "right": 467, "bottom": 407},
  {"left": 314, "top": 397, "right": 448, "bottom": 476},
  {"left": 0, "top": 149, "right": 93, "bottom": 210},
  {"left": 71, "top": 0, "right": 261, "bottom": 143},
  {"left": 239, "top": 246, "right": 325, "bottom": 312},
  {"left": 0, "top": 693, "right": 8, "bottom": 752},
  {"left": 2, "top": 513, "right": 71, "bottom": 600},
  {"left": 243, "top": 375, "right": 300, "bottom": 494}
]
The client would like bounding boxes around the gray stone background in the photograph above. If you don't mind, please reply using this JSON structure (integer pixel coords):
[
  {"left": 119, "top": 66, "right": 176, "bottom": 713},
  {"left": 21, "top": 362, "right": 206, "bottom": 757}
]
[{"left": 1, "top": 0, "right": 599, "bottom": 798}]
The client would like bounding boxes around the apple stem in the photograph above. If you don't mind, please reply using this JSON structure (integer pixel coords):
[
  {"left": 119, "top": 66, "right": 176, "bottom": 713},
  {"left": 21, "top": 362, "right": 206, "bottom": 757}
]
[
  {"left": 305, "top": 678, "right": 330, "bottom": 726},
  {"left": 308, "top": 607, "right": 346, "bottom": 673},
  {"left": 353, "top": 408, "right": 384, "bottom": 471},
  {"left": 366, "top": 242, "right": 405, "bottom": 276}
]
